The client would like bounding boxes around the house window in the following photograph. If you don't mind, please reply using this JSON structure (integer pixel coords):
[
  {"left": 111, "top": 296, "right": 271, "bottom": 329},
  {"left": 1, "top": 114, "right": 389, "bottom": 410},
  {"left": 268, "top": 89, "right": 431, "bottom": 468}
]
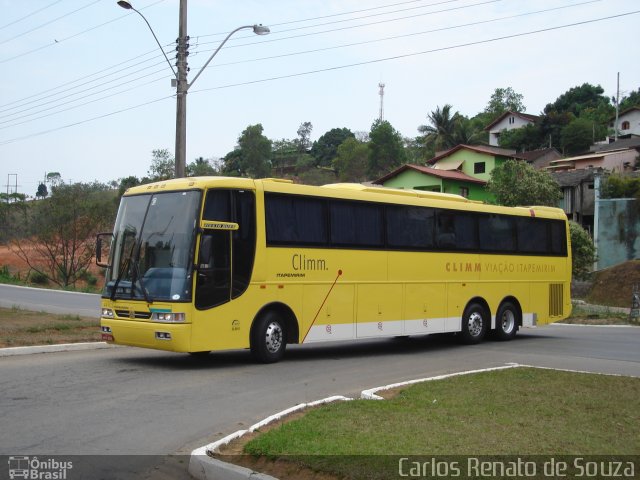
[
  {"left": 459, "top": 187, "right": 469, "bottom": 198},
  {"left": 509, "top": 116, "right": 515, "bottom": 124},
  {"left": 474, "top": 162, "right": 486, "bottom": 174},
  {"left": 621, "top": 121, "right": 630, "bottom": 130}
]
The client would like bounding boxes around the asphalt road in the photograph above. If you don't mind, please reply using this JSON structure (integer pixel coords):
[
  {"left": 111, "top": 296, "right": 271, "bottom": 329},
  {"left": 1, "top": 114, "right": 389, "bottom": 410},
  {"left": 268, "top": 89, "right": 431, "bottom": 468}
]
[
  {"left": 1, "top": 285, "right": 639, "bottom": 478},
  {"left": 0, "top": 284, "right": 99, "bottom": 317}
]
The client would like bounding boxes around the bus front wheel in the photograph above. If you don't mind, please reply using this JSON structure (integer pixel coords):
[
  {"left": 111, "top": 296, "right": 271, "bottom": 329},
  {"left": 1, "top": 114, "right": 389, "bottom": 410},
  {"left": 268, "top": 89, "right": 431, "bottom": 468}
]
[
  {"left": 251, "top": 311, "right": 287, "bottom": 363},
  {"left": 459, "top": 302, "right": 488, "bottom": 344}
]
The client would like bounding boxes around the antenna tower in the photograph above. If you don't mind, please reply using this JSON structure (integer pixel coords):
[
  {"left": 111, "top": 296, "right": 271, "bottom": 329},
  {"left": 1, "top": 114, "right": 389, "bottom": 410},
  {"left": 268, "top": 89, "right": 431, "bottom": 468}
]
[{"left": 378, "top": 82, "right": 385, "bottom": 121}]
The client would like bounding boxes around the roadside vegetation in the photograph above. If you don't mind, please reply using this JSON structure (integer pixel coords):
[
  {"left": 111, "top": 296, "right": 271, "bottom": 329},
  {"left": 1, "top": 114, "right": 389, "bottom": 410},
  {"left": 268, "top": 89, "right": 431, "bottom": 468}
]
[
  {"left": 0, "top": 306, "right": 100, "bottom": 348},
  {"left": 222, "top": 368, "right": 640, "bottom": 480}
]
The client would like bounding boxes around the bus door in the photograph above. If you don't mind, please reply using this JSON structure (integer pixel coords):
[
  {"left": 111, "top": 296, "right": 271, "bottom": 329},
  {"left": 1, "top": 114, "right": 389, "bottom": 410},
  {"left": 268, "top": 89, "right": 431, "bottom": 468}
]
[{"left": 195, "top": 189, "right": 256, "bottom": 310}]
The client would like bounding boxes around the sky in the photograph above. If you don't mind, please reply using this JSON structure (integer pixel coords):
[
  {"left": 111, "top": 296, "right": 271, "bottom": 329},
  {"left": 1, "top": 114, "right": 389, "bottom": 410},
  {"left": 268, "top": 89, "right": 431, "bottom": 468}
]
[{"left": 0, "top": 0, "right": 638, "bottom": 196}]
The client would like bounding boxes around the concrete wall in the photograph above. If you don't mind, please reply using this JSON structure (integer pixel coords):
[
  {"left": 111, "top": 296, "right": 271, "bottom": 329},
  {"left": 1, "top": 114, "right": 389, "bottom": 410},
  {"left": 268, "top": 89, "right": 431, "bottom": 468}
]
[{"left": 596, "top": 198, "right": 640, "bottom": 270}]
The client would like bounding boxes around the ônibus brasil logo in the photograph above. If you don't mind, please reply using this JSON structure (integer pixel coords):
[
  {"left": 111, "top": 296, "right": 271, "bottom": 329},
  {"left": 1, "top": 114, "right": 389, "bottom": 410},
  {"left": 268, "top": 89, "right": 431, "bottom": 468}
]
[{"left": 8, "top": 456, "right": 73, "bottom": 479}]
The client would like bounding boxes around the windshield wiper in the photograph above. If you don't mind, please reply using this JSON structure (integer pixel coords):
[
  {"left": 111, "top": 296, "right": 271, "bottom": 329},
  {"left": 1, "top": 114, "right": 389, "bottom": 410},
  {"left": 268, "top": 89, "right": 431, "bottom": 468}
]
[{"left": 110, "top": 231, "right": 136, "bottom": 301}]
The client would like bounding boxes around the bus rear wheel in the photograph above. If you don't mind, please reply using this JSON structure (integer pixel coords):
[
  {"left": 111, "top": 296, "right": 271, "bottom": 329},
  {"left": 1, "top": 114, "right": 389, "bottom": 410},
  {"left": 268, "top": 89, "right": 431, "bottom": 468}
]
[
  {"left": 459, "top": 302, "right": 488, "bottom": 344},
  {"left": 251, "top": 311, "right": 287, "bottom": 363},
  {"left": 494, "top": 301, "right": 519, "bottom": 341}
]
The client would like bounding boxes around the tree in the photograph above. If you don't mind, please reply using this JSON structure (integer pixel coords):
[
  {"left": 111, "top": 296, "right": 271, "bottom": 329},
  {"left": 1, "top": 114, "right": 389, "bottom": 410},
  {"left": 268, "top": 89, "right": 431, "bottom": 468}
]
[
  {"left": 46, "top": 172, "right": 62, "bottom": 189},
  {"left": 117, "top": 176, "right": 143, "bottom": 198},
  {"left": 237, "top": 124, "right": 272, "bottom": 178},
  {"left": 311, "top": 128, "right": 354, "bottom": 167},
  {"left": 569, "top": 221, "right": 596, "bottom": 280},
  {"left": 36, "top": 183, "right": 48, "bottom": 199},
  {"left": 417, "top": 104, "right": 459, "bottom": 153},
  {"left": 484, "top": 87, "right": 525, "bottom": 118},
  {"left": 368, "top": 119, "right": 407, "bottom": 178},
  {"left": 561, "top": 118, "right": 594, "bottom": 155},
  {"left": 295, "top": 121, "right": 313, "bottom": 152},
  {"left": 486, "top": 159, "right": 562, "bottom": 207},
  {"left": 147, "top": 149, "right": 175, "bottom": 181},
  {"left": 542, "top": 83, "right": 614, "bottom": 149},
  {"left": 497, "top": 123, "right": 546, "bottom": 151},
  {"left": 332, "top": 137, "right": 369, "bottom": 182},
  {"left": 187, "top": 157, "right": 217, "bottom": 176},
  {"left": 618, "top": 88, "right": 640, "bottom": 111},
  {"left": 10, "top": 182, "right": 116, "bottom": 287}
]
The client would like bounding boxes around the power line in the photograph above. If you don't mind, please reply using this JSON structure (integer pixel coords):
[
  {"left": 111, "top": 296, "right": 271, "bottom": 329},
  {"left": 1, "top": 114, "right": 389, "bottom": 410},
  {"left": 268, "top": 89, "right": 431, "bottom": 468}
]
[
  {"left": 0, "top": 96, "right": 173, "bottom": 147},
  {"left": 196, "top": 0, "right": 465, "bottom": 40},
  {"left": 0, "top": 0, "right": 66, "bottom": 31},
  {"left": 4, "top": 0, "right": 594, "bottom": 128},
  {"left": 0, "top": 9, "right": 635, "bottom": 147},
  {"left": 0, "top": 0, "right": 101, "bottom": 47},
  {"left": 0, "top": 0, "right": 491, "bottom": 118},
  {"left": 191, "top": 1, "right": 599, "bottom": 73},
  {"left": 193, "top": 10, "right": 640, "bottom": 95},
  {"left": 0, "top": 0, "right": 167, "bottom": 65}
]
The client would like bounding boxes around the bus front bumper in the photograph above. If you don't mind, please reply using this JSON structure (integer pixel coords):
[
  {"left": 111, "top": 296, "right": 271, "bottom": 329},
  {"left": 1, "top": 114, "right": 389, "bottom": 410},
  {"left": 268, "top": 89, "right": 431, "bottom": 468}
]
[{"left": 100, "top": 318, "right": 193, "bottom": 352}]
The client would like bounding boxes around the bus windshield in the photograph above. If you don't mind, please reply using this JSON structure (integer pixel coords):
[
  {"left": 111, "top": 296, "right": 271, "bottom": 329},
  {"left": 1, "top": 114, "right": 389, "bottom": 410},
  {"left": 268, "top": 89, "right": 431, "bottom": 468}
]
[{"left": 103, "top": 190, "right": 201, "bottom": 302}]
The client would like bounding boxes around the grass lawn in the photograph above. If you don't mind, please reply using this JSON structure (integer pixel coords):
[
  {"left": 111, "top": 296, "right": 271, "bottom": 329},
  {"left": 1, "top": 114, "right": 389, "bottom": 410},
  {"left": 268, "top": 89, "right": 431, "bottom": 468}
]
[
  {"left": 226, "top": 368, "right": 640, "bottom": 479},
  {"left": 0, "top": 306, "right": 100, "bottom": 347}
]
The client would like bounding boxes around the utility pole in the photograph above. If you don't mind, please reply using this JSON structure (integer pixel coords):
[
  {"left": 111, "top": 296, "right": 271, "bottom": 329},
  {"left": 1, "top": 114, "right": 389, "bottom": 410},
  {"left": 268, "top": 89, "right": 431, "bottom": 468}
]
[
  {"left": 614, "top": 72, "right": 620, "bottom": 142},
  {"left": 174, "top": 0, "right": 189, "bottom": 178}
]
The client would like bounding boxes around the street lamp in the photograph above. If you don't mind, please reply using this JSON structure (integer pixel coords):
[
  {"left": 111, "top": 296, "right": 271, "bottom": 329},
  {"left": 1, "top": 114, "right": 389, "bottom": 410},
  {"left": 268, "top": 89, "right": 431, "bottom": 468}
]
[{"left": 117, "top": 1, "right": 270, "bottom": 178}]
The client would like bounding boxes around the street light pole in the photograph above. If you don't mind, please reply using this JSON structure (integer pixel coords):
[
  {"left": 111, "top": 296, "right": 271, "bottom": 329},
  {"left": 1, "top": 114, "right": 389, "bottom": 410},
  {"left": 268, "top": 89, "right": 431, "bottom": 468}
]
[{"left": 117, "top": 1, "right": 269, "bottom": 178}]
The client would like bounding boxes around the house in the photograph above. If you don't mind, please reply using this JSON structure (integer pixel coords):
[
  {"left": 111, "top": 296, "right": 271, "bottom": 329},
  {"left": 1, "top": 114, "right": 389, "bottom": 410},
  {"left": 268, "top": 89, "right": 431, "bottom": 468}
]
[
  {"left": 428, "top": 144, "right": 523, "bottom": 181},
  {"left": 610, "top": 106, "right": 640, "bottom": 137},
  {"left": 375, "top": 144, "right": 526, "bottom": 202},
  {"left": 551, "top": 169, "right": 595, "bottom": 231},
  {"left": 517, "top": 148, "right": 562, "bottom": 169},
  {"left": 484, "top": 111, "right": 539, "bottom": 146},
  {"left": 547, "top": 150, "right": 638, "bottom": 173},
  {"left": 373, "top": 164, "right": 489, "bottom": 201}
]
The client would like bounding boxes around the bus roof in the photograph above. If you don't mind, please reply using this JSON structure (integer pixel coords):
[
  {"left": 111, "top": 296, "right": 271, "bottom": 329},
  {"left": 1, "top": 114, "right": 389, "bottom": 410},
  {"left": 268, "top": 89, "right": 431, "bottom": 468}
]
[{"left": 123, "top": 176, "right": 567, "bottom": 221}]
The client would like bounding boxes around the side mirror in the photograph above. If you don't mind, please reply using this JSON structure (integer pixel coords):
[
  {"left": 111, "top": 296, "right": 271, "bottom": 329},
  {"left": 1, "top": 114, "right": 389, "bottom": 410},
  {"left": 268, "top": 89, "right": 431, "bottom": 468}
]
[{"left": 96, "top": 232, "right": 113, "bottom": 268}]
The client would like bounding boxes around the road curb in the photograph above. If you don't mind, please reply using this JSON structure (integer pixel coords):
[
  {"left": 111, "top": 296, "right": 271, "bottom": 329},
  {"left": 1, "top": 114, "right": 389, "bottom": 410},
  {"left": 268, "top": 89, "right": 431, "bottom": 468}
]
[
  {"left": 188, "top": 366, "right": 523, "bottom": 480},
  {"left": 188, "top": 395, "right": 351, "bottom": 480},
  {"left": 0, "top": 342, "right": 116, "bottom": 357}
]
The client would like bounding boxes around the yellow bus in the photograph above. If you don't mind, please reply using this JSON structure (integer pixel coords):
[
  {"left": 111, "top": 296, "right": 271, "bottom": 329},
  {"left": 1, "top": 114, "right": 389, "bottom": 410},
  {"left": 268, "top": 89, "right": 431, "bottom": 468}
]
[{"left": 97, "top": 176, "right": 571, "bottom": 363}]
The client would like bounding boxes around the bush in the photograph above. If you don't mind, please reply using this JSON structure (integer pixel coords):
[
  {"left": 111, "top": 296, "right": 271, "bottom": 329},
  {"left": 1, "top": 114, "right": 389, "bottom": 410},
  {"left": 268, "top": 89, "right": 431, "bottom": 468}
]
[
  {"left": 570, "top": 221, "right": 596, "bottom": 280},
  {"left": 29, "top": 270, "right": 49, "bottom": 285}
]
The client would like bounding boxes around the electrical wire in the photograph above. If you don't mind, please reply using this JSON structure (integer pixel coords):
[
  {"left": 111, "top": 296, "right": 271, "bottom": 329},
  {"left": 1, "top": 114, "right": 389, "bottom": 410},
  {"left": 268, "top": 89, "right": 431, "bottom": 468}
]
[
  {"left": 191, "top": 0, "right": 600, "bottom": 72},
  {"left": 0, "top": 0, "right": 101, "bottom": 47},
  {"left": 0, "top": 0, "right": 167, "bottom": 65},
  {"left": 0, "top": 9, "right": 636, "bottom": 147},
  {"left": 192, "top": 10, "right": 640, "bottom": 95},
  {"left": 0, "top": 0, "right": 66, "bottom": 31},
  {"left": 0, "top": 0, "right": 601, "bottom": 126}
]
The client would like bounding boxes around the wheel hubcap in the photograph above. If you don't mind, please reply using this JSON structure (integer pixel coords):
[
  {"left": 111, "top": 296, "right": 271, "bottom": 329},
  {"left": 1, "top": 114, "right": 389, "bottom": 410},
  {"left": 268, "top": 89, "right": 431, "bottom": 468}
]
[
  {"left": 265, "top": 321, "right": 283, "bottom": 353},
  {"left": 501, "top": 310, "right": 515, "bottom": 334},
  {"left": 468, "top": 312, "right": 483, "bottom": 337}
]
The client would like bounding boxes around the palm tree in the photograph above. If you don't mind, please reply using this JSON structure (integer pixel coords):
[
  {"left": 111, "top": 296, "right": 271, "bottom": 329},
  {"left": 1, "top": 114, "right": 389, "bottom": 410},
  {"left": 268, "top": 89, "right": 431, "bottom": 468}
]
[{"left": 417, "top": 104, "right": 459, "bottom": 152}]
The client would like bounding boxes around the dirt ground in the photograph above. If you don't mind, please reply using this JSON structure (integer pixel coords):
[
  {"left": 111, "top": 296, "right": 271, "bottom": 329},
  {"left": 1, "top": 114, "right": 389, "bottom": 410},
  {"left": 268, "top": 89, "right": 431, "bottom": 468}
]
[
  {"left": 0, "top": 244, "right": 29, "bottom": 277},
  {"left": 585, "top": 260, "right": 640, "bottom": 308}
]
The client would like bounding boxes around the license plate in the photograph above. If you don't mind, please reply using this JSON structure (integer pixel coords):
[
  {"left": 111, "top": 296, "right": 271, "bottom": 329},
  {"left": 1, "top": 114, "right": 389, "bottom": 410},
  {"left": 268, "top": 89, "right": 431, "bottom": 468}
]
[{"left": 101, "top": 333, "right": 114, "bottom": 342}]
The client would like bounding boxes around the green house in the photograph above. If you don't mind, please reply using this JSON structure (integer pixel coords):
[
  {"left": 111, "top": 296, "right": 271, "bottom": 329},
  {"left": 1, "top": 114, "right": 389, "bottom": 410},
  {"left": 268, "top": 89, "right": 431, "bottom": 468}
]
[
  {"left": 374, "top": 164, "right": 489, "bottom": 201},
  {"left": 374, "top": 144, "right": 525, "bottom": 202}
]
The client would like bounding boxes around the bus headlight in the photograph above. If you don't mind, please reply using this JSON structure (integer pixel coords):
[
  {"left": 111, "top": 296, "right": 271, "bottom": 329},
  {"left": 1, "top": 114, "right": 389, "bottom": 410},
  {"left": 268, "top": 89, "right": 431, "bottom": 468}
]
[
  {"left": 152, "top": 312, "right": 186, "bottom": 323},
  {"left": 101, "top": 308, "right": 114, "bottom": 318}
]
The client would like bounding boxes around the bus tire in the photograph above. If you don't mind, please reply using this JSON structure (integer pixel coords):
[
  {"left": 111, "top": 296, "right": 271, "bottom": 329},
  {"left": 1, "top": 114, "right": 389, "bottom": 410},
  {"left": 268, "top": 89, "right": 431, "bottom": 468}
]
[
  {"left": 494, "top": 301, "right": 519, "bottom": 341},
  {"left": 459, "top": 302, "right": 488, "bottom": 345},
  {"left": 251, "top": 311, "right": 287, "bottom": 363}
]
